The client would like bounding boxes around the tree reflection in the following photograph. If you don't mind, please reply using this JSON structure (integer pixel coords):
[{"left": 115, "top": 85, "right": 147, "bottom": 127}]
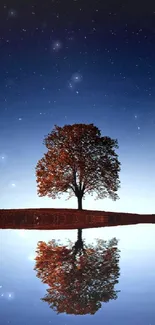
[{"left": 34, "top": 229, "right": 120, "bottom": 315}]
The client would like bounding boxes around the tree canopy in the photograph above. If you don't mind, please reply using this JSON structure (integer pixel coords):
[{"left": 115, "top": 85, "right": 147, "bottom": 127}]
[
  {"left": 36, "top": 123, "right": 121, "bottom": 209},
  {"left": 34, "top": 236, "right": 120, "bottom": 315}
]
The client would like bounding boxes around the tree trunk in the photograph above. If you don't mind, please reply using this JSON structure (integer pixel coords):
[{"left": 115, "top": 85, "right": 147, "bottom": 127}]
[{"left": 77, "top": 195, "right": 82, "bottom": 210}]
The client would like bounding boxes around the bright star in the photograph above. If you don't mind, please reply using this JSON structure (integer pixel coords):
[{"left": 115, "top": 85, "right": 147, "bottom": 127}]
[
  {"left": 0, "top": 154, "right": 7, "bottom": 163},
  {"left": 71, "top": 73, "right": 83, "bottom": 83},
  {"left": 51, "top": 40, "right": 62, "bottom": 51},
  {"left": 7, "top": 292, "right": 14, "bottom": 300}
]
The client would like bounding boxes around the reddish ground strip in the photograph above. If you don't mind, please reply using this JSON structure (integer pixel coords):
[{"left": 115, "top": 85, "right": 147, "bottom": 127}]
[{"left": 0, "top": 208, "right": 154, "bottom": 230}]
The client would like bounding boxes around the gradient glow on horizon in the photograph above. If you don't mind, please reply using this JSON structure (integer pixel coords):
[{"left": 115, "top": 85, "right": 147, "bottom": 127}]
[{"left": 0, "top": 2, "right": 155, "bottom": 213}]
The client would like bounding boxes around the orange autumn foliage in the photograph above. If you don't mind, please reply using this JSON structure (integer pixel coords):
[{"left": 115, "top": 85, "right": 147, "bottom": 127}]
[
  {"left": 34, "top": 237, "right": 120, "bottom": 315},
  {"left": 36, "top": 124, "right": 121, "bottom": 209}
]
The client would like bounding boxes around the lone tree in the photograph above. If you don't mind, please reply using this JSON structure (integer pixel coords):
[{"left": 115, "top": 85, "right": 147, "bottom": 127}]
[{"left": 36, "top": 123, "right": 121, "bottom": 209}]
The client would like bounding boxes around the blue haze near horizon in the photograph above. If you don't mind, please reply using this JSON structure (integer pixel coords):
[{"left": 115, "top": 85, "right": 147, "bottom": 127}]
[
  {"left": 0, "top": 224, "right": 155, "bottom": 324},
  {"left": 0, "top": 1, "right": 155, "bottom": 213}
]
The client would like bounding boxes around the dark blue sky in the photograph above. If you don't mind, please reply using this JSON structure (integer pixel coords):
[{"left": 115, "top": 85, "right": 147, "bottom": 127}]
[{"left": 0, "top": 1, "right": 155, "bottom": 212}]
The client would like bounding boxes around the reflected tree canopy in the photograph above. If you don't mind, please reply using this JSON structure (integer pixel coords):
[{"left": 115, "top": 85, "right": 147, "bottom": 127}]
[{"left": 34, "top": 230, "right": 120, "bottom": 315}]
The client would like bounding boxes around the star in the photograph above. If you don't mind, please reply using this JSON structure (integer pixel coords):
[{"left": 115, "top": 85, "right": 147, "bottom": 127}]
[
  {"left": 68, "top": 82, "right": 73, "bottom": 89},
  {"left": 51, "top": 40, "right": 62, "bottom": 52},
  {"left": 1, "top": 154, "right": 7, "bottom": 162},
  {"left": 8, "top": 9, "right": 17, "bottom": 18},
  {"left": 7, "top": 292, "right": 15, "bottom": 300},
  {"left": 71, "top": 73, "right": 83, "bottom": 83}
]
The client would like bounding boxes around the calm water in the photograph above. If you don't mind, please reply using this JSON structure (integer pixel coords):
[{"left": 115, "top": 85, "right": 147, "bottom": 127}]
[{"left": 1, "top": 224, "right": 155, "bottom": 324}]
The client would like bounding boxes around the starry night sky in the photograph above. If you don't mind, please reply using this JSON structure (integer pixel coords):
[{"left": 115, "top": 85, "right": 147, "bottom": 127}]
[{"left": 0, "top": 1, "right": 155, "bottom": 213}]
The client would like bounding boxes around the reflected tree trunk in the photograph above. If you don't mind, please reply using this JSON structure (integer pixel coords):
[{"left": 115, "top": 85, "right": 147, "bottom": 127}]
[
  {"left": 78, "top": 228, "right": 82, "bottom": 242},
  {"left": 73, "top": 228, "right": 84, "bottom": 257}
]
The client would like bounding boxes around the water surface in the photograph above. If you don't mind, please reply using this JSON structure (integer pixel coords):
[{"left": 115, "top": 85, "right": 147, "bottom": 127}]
[{"left": 1, "top": 224, "right": 155, "bottom": 324}]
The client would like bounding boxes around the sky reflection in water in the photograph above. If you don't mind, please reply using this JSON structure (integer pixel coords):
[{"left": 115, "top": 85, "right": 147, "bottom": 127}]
[{"left": 0, "top": 224, "right": 155, "bottom": 324}]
